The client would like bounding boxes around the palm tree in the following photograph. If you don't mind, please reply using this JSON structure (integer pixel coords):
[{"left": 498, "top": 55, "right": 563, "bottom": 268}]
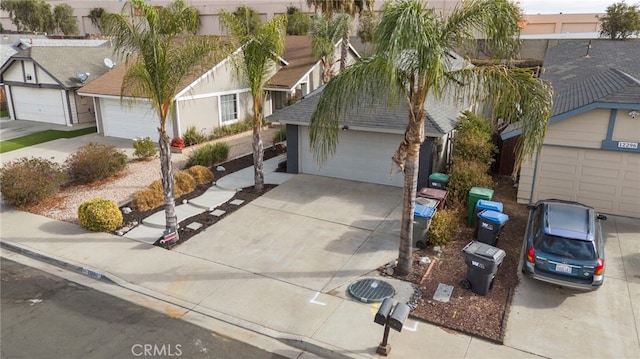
[
  {"left": 310, "top": 13, "right": 351, "bottom": 84},
  {"left": 219, "top": 11, "right": 287, "bottom": 192},
  {"left": 307, "top": 0, "right": 374, "bottom": 70},
  {"left": 309, "top": 0, "right": 553, "bottom": 276},
  {"left": 101, "top": 0, "right": 230, "bottom": 243}
]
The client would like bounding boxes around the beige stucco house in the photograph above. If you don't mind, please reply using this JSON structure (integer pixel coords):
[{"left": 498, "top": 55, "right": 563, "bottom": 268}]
[
  {"left": 502, "top": 40, "right": 640, "bottom": 218},
  {"left": 77, "top": 36, "right": 359, "bottom": 139}
]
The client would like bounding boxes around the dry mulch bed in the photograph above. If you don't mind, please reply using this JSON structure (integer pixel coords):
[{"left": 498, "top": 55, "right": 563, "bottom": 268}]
[
  {"left": 393, "top": 176, "right": 527, "bottom": 343},
  {"left": 117, "top": 146, "right": 285, "bottom": 249}
]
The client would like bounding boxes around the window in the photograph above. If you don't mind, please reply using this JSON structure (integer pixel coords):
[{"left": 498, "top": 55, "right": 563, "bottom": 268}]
[{"left": 220, "top": 94, "right": 238, "bottom": 123}]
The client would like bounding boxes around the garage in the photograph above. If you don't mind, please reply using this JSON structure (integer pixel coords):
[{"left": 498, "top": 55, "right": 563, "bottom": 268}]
[
  {"left": 99, "top": 98, "right": 165, "bottom": 139},
  {"left": 298, "top": 126, "right": 404, "bottom": 187},
  {"left": 532, "top": 146, "right": 640, "bottom": 218},
  {"left": 11, "top": 87, "right": 67, "bottom": 124}
]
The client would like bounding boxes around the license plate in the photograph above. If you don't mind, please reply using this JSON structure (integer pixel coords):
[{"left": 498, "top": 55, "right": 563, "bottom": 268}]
[{"left": 555, "top": 263, "right": 572, "bottom": 274}]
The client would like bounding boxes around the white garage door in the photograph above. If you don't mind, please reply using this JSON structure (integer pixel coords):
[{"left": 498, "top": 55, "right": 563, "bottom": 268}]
[
  {"left": 299, "top": 126, "right": 404, "bottom": 187},
  {"left": 100, "top": 98, "right": 167, "bottom": 139},
  {"left": 533, "top": 146, "right": 640, "bottom": 217},
  {"left": 12, "top": 87, "right": 66, "bottom": 124}
]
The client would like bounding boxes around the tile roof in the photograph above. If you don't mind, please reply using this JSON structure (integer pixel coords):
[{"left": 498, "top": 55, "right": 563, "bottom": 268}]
[
  {"left": 266, "top": 85, "right": 467, "bottom": 137},
  {"left": 266, "top": 36, "right": 319, "bottom": 90},
  {"left": 1, "top": 45, "right": 117, "bottom": 89},
  {"left": 552, "top": 68, "right": 640, "bottom": 116},
  {"left": 542, "top": 39, "right": 640, "bottom": 87}
]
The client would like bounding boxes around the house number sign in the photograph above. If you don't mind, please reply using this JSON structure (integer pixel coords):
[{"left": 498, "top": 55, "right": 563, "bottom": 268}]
[{"left": 618, "top": 141, "right": 638, "bottom": 149}]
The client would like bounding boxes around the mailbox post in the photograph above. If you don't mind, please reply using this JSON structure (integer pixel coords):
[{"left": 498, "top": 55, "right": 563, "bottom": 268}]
[{"left": 374, "top": 298, "right": 411, "bottom": 356}]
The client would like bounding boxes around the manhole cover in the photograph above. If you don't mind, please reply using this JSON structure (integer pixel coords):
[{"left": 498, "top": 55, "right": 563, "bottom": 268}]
[{"left": 348, "top": 278, "right": 395, "bottom": 303}]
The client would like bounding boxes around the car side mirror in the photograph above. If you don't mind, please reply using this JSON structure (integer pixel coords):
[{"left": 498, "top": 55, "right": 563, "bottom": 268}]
[
  {"left": 597, "top": 214, "right": 607, "bottom": 221},
  {"left": 527, "top": 204, "right": 535, "bottom": 211}
]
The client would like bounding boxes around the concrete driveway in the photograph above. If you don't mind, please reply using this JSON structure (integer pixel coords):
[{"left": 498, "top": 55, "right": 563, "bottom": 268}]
[
  {"left": 175, "top": 174, "right": 406, "bottom": 293},
  {"left": 506, "top": 215, "right": 640, "bottom": 358}
]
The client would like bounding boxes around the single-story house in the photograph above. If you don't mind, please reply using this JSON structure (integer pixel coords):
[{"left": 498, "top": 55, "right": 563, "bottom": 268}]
[
  {"left": 266, "top": 84, "right": 467, "bottom": 188},
  {"left": 77, "top": 36, "right": 360, "bottom": 140},
  {"left": 0, "top": 43, "right": 114, "bottom": 125},
  {"left": 502, "top": 40, "right": 640, "bottom": 218}
]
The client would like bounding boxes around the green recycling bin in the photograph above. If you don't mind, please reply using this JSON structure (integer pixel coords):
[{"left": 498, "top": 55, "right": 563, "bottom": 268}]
[
  {"left": 467, "top": 187, "right": 494, "bottom": 226},
  {"left": 428, "top": 172, "right": 450, "bottom": 189}
]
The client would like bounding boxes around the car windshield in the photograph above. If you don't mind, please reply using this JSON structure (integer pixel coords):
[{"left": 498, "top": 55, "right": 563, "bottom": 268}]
[{"left": 536, "top": 235, "right": 597, "bottom": 261}]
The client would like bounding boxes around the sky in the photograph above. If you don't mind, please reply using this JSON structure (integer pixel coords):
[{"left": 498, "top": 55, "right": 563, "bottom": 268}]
[{"left": 520, "top": 0, "right": 619, "bottom": 14}]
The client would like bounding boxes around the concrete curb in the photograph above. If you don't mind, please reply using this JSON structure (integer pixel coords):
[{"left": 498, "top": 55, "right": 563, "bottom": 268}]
[{"left": 0, "top": 240, "right": 360, "bottom": 359}]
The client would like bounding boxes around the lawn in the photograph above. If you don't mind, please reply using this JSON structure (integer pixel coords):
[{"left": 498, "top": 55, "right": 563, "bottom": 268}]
[{"left": 0, "top": 127, "right": 97, "bottom": 153}]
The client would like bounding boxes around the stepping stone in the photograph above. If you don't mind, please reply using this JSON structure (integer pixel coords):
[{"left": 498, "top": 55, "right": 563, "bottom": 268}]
[
  {"left": 210, "top": 209, "right": 226, "bottom": 217},
  {"left": 433, "top": 283, "right": 454, "bottom": 303},
  {"left": 186, "top": 222, "right": 203, "bottom": 231},
  {"left": 230, "top": 199, "right": 244, "bottom": 206}
]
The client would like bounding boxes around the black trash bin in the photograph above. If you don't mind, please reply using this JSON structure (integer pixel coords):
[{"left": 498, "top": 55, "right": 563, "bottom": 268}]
[
  {"left": 476, "top": 210, "right": 509, "bottom": 246},
  {"left": 460, "top": 241, "right": 506, "bottom": 296},
  {"left": 473, "top": 200, "right": 504, "bottom": 239}
]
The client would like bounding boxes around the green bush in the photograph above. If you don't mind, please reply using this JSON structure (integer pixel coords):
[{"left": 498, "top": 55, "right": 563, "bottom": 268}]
[
  {"left": 213, "top": 120, "right": 252, "bottom": 138},
  {"left": 182, "top": 126, "right": 208, "bottom": 146},
  {"left": 273, "top": 127, "right": 286, "bottom": 143},
  {"left": 446, "top": 159, "right": 493, "bottom": 207},
  {"left": 186, "top": 165, "right": 214, "bottom": 184},
  {"left": 132, "top": 137, "right": 158, "bottom": 161},
  {"left": 427, "top": 208, "right": 462, "bottom": 246},
  {"left": 456, "top": 111, "right": 494, "bottom": 142},
  {"left": 0, "top": 157, "right": 68, "bottom": 207},
  {"left": 186, "top": 142, "right": 229, "bottom": 168},
  {"left": 77, "top": 197, "right": 123, "bottom": 232},
  {"left": 65, "top": 143, "right": 127, "bottom": 184},
  {"left": 453, "top": 132, "right": 497, "bottom": 164}
]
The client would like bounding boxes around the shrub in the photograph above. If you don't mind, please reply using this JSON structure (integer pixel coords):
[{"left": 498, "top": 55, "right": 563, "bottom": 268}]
[
  {"left": 273, "top": 127, "right": 286, "bottom": 143},
  {"left": 65, "top": 142, "right": 127, "bottom": 184},
  {"left": 186, "top": 142, "right": 229, "bottom": 168},
  {"left": 133, "top": 137, "right": 158, "bottom": 161},
  {"left": 186, "top": 165, "right": 214, "bottom": 184},
  {"left": 174, "top": 171, "right": 196, "bottom": 196},
  {"left": 131, "top": 187, "right": 164, "bottom": 211},
  {"left": 182, "top": 126, "right": 208, "bottom": 146},
  {"left": 170, "top": 137, "right": 185, "bottom": 149},
  {"left": 77, "top": 197, "right": 123, "bottom": 232},
  {"left": 0, "top": 157, "right": 67, "bottom": 207},
  {"left": 446, "top": 159, "right": 493, "bottom": 207},
  {"left": 453, "top": 132, "right": 497, "bottom": 164},
  {"left": 456, "top": 111, "right": 494, "bottom": 142},
  {"left": 427, "top": 208, "right": 462, "bottom": 246},
  {"left": 131, "top": 171, "right": 199, "bottom": 212},
  {"left": 213, "top": 120, "right": 252, "bottom": 138}
]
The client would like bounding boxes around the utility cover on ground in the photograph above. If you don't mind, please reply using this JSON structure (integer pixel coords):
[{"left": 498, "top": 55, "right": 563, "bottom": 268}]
[
  {"left": 433, "top": 283, "right": 454, "bottom": 303},
  {"left": 348, "top": 278, "right": 395, "bottom": 303}
]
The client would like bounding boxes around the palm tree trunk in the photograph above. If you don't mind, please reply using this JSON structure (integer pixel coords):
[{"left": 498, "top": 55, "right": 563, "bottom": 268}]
[
  {"left": 159, "top": 131, "right": 179, "bottom": 238},
  {"left": 340, "top": 32, "right": 349, "bottom": 71},
  {"left": 396, "top": 151, "right": 419, "bottom": 276},
  {"left": 253, "top": 99, "right": 264, "bottom": 191}
]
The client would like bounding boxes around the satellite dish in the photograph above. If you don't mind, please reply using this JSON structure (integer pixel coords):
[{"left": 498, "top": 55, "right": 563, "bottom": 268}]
[
  {"left": 104, "top": 58, "right": 115, "bottom": 69},
  {"left": 76, "top": 72, "right": 90, "bottom": 84}
]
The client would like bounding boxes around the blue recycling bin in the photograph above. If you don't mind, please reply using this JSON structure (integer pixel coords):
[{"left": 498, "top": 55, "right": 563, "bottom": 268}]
[
  {"left": 413, "top": 204, "right": 436, "bottom": 249},
  {"left": 476, "top": 210, "right": 509, "bottom": 246},
  {"left": 474, "top": 200, "right": 504, "bottom": 238}
]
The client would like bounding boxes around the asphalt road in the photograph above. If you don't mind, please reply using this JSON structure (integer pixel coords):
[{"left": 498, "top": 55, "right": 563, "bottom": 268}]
[{"left": 0, "top": 258, "right": 286, "bottom": 359}]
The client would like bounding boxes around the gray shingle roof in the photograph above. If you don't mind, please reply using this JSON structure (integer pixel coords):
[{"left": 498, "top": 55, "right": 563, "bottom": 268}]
[
  {"left": 267, "top": 85, "right": 466, "bottom": 137},
  {"left": 542, "top": 39, "right": 640, "bottom": 87},
  {"left": 553, "top": 68, "right": 640, "bottom": 116},
  {"left": 2, "top": 45, "right": 116, "bottom": 89}
]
